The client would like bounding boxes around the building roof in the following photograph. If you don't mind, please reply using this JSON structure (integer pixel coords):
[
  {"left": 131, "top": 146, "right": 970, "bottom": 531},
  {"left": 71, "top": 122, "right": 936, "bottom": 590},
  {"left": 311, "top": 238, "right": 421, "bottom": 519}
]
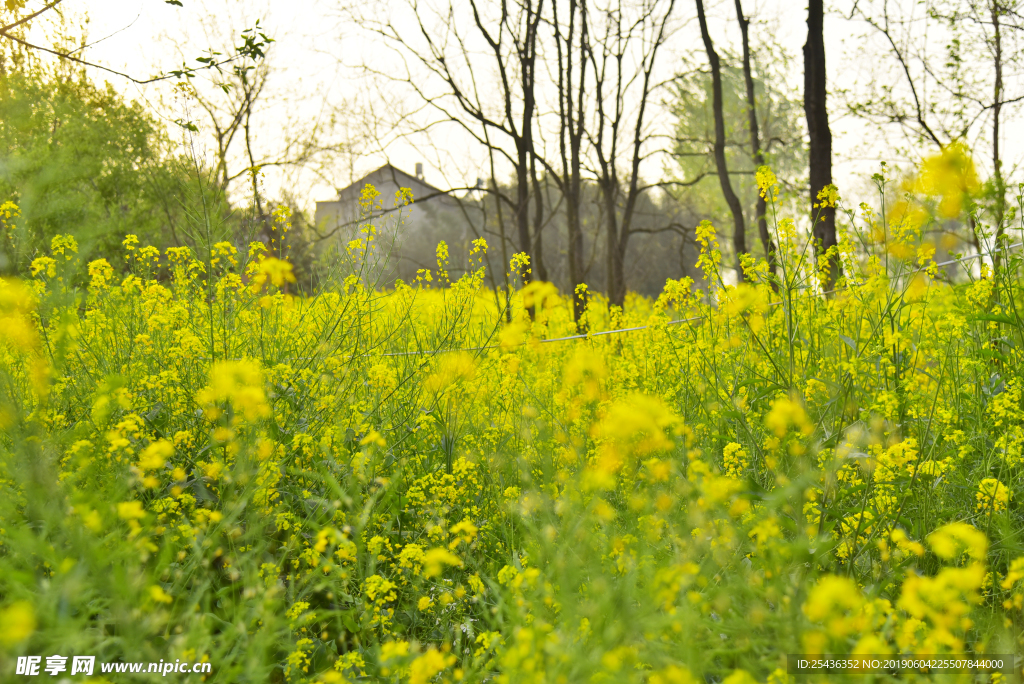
[{"left": 335, "top": 163, "right": 450, "bottom": 202}]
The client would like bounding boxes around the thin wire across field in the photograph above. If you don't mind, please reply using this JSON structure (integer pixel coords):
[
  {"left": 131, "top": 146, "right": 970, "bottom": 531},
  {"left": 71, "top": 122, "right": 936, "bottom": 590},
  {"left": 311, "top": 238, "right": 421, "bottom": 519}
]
[{"left": 379, "top": 242, "right": 1024, "bottom": 357}]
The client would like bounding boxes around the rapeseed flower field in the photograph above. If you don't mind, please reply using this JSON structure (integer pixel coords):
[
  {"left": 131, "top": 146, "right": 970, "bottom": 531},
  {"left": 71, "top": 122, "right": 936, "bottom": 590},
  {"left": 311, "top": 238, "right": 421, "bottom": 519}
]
[{"left": 1, "top": 156, "right": 1023, "bottom": 682}]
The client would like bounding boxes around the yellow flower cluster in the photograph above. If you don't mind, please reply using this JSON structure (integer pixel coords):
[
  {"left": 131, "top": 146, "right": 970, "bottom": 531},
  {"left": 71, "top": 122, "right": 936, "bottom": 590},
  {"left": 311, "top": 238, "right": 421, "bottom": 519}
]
[{"left": 1, "top": 160, "right": 1022, "bottom": 682}]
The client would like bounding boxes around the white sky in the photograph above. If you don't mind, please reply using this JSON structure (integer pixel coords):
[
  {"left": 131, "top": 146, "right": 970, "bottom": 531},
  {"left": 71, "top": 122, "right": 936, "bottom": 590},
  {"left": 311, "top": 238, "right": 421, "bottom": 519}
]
[{"left": 17, "top": 0, "right": 1024, "bottom": 216}]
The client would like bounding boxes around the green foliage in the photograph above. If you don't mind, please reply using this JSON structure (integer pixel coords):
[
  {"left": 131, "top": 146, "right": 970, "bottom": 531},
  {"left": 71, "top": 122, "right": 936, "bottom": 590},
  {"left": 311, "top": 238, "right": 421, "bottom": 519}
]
[
  {"left": 2, "top": 162, "right": 1024, "bottom": 682},
  {"left": 0, "top": 65, "right": 194, "bottom": 271},
  {"left": 670, "top": 58, "right": 805, "bottom": 237}
]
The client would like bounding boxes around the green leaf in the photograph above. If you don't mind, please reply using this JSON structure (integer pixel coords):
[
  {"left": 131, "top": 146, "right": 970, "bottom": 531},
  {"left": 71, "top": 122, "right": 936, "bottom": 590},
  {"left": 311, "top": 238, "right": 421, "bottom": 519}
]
[
  {"left": 978, "top": 348, "right": 1010, "bottom": 363},
  {"left": 970, "top": 313, "right": 1016, "bottom": 325},
  {"left": 341, "top": 610, "right": 360, "bottom": 632}
]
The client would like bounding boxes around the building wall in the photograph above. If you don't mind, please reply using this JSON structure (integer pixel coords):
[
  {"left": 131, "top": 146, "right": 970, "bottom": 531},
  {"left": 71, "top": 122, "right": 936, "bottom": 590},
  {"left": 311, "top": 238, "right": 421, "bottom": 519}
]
[
  {"left": 314, "top": 166, "right": 480, "bottom": 285},
  {"left": 314, "top": 167, "right": 701, "bottom": 298}
]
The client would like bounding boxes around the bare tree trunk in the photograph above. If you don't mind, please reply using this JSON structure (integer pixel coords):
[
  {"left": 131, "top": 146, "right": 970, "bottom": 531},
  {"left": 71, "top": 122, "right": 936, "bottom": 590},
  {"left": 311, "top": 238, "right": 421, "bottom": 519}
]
[
  {"left": 696, "top": 0, "right": 747, "bottom": 280},
  {"left": 735, "top": 0, "right": 777, "bottom": 287},
  {"left": 804, "top": 0, "right": 839, "bottom": 290},
  {"left": 567, "top": 163, "right": 586, "bottom": 322},
  {"left": 492, "top": 180, "right": 514, "bottom": 322},
  {"left": 515, "top": 151, "right": 533, "bottom": 283},
  {"left": 991, "top": 0, "right": 1007, "bottom": 272},
  {"left": 512, "top": 0, "right": 545, "bottom": 284},
  {"left": 603, "top": 181, "right": 626, "bottom": 307},
  {"left": 553, "top": 0, "right": 589, "bottom": 327},
  {"left": 530, "top": 151, "right": 549, "bottom": 281},
  {"left": 382, "top": 0, "right": 546, "bottom": 285},
  {"left": 568, "top": 1, "right": 587, "bottom": 324},
  {"left": 485, "top": 124, "right": 513, "bottom": 322},
  {"left": 590, "top": 0, "right": 676, "bottom": 309}
]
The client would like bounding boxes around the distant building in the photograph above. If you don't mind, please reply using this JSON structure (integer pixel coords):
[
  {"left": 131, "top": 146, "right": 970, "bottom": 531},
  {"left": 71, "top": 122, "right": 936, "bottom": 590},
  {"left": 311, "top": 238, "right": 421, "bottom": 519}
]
[
  {"left": 315, "top": 163, "right": 479, "bottom": 283},
  {"left": 314, "top": 164, "right": 697, "bottom": 298}
]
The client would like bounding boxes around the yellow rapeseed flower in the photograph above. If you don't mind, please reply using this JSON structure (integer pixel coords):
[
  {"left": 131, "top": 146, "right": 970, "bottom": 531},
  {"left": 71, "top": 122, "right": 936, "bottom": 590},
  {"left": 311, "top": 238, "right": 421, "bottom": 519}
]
[
  {"left": 802, "top": 575, "right": 865, "bottom": 638},
  {"left": 87, "top": 259, "right": 115, "bottom": 291},
  {"left": 423, "top": 548, "right": 463, "bottom": 578},
  {"left": 0, "top": 601, "right": 36, "bottom": 645},
  {"left": 765, "top": 395, "right": 812, "bottom": 439},
  {"left": 756, "top": 165, "right": 778, "bottom": 200},
  {"left": 0, "top": 278, "right": 39, "bottom": 354},
  {"left": 912, "top": 142, "right": 981, "bottom": 218},
  {"left": 976, "top": 478, "right": 1010, "bottom": 513},
  {"left": 379, "top": 640, "right": 410, "bottom": 662},
  {"left": 149, "top": 585, "right": 173, "bottom": 604},
  {"left": 424, "top": 352, "right": 476, "bottom": 392},
  {"left": 928, "top": 522, "right": 988, "bottom": 561},
  {"left": 408, "top": 648, "right": 455, "bottom": 684},
  {"left": 196, "top": 359, "right": 271, "bottom": 422},
  {"left": 257, "top": 257, "right": 295, "bottom": 288},
  {"left": 117, "top": 501, "right": 145, "bottom": 520},
  {"left": 138, "top": 439, "right": 173, "bottom": 470}
]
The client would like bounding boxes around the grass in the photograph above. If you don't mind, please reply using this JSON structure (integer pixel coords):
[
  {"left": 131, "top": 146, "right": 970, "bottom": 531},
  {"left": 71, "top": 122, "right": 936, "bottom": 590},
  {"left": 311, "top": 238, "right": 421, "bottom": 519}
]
[{"left": 1, "top": 159, "right": 1023, "bottom": 683}]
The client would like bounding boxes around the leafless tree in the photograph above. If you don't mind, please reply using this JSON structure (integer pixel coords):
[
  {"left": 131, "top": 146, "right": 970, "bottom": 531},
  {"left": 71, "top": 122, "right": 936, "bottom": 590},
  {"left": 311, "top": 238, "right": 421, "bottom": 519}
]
[
  {"left": 547, "top": 0, "right": 590, "bottom": 324},
  {"left": 734, "top": 0, "right": 777, "bottom": 285},
  {"left": 696, "top": 0, "right": 746, "bottom": 280},
  {"left": 805, "top": 0, "right": 839, "bottom": 289},
  {"left": 358, "top": 0, "right": 550, "bottom": 284},
  {"left": 848, "top": 0, "right": 1024, "bottom": 265},
  {"left": 0, "top": 0, "right": 272, "bottom": 85},
  {"left": 351, "top": 0, "right": 685, "bottom": 310},
  {"left": 587, "top": 0, "right": 677, "bottom": 308},
  {"left": 165, "top": 8, "right": 347, "bottom": 221}
]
